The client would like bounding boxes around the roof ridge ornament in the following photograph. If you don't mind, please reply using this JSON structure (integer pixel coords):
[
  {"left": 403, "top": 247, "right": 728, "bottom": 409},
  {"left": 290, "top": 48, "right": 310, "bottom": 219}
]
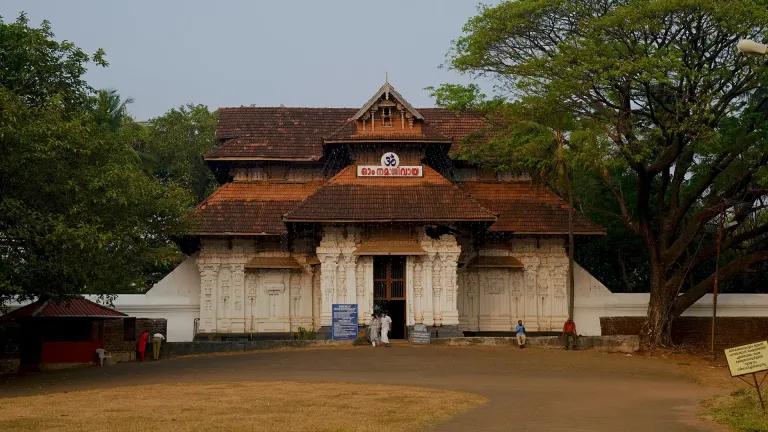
[{"left": 352, "top": 81, "right": 424, "bottom": 121}]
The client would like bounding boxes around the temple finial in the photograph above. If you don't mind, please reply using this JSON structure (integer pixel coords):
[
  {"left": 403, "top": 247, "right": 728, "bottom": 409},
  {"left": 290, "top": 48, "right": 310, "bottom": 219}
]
[{"left": 385, "top": 72, "right": 388, "bottom": 83}]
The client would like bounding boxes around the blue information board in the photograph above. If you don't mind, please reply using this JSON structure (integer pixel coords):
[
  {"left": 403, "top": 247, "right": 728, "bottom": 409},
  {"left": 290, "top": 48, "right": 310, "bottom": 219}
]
[{"left": 331, "top": 304, "right": 358, "bottom": 340}]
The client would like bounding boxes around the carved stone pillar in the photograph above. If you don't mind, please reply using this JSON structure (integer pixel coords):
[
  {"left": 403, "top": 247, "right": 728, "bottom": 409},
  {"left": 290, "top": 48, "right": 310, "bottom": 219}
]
[
  {"left": 198, "top": 262, "right": 220, "bottom": 333},
  {"left": 521, "top": 256, "right": 540, "bottom": 330},
  {"left": 318, "top": 254, "right": 338, "bottom": 326},
  {"left": 431, "top": 254, "right": 442, "bottom": 325},
  {"left": 421, "top": 254, "right": 435, "bottom": 325},
  {"left": 413, "top": 259, "right": 424, "bottom": 323},
  {"left": 440, "top": 252, "right": 460, "bottom": 326}
]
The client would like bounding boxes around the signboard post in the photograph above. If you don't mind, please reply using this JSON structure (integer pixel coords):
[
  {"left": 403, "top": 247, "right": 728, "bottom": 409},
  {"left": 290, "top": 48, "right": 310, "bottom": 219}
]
[
  {"left": 331, "top": 304, "right": 358, "bottom": 341},
  {"left": 409, "top": 323, "right": 431, "bottom": 345},
  {"left": 724, "top": 341, "right": 768, "bottom": 413}
]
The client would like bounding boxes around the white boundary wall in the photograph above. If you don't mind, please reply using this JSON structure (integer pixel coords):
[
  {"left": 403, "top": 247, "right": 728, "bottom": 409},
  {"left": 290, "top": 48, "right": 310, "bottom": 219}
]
[
  {"left": 574, "top": 263, "right": 768, "bottom": 335},
  {"left": 6, "top": 256, "right": 767, "bottom": 341}
]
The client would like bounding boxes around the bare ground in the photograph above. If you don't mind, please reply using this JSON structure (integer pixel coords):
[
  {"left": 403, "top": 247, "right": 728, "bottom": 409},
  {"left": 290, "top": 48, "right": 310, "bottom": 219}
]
[{"left": 0, "top": 344, "right": 732, "bottom": 431}]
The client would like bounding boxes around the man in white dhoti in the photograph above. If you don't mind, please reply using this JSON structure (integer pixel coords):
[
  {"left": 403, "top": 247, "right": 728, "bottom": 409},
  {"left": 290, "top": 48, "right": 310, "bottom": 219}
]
[
  {"left": 368, "top": 313, "right": 380, "bottom": 346},
  {"left": 380, "top": 312, "right": 392, "bottom": 347}
]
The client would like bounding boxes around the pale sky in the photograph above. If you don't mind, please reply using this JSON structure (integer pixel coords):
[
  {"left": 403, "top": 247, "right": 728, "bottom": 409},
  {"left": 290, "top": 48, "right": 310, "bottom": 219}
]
[{"left": 1, "top": 1, "right": 498, "bottom": 120}]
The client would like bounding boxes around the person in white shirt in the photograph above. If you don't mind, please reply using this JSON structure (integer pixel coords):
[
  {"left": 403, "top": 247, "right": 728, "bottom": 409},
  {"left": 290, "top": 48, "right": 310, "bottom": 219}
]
[
  {"left": 151, "top": 333, "right": 166, "bottom": 360},
  {"left": 380, "top": 312, "right": 392, "bottom": 347},
  {"left": 368, "top": 313, "right": 381, "bottom": 347}
]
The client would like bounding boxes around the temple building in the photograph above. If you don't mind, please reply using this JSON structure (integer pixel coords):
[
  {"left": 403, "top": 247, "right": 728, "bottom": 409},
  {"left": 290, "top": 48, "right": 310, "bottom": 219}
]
[{"left": 189, "top": 82, "right": 605, "bottom": 339}]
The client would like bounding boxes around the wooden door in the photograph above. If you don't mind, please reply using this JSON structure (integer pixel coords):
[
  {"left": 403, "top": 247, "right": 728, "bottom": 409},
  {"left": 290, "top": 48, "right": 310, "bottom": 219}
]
[{"left": 373, "top": 256, "right": 406, "bottom": 300}]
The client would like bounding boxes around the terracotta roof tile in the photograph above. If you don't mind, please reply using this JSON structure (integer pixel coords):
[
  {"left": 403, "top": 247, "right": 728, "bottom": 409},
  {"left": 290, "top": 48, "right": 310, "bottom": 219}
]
[
  {"left": 210, "top": 107, "right": 487, "bottom": 160},
  {"left": 191, "top": 182, "right": 323, "bottom": 235},
  {"left": 284, "top": 166, "right": 496, "bottom": 223},
  {"left": 1, "top": 297, "right": 127, "bottom": 320},
  {"left": 458, "top": 181, "right": 605, "bottom": 235}
]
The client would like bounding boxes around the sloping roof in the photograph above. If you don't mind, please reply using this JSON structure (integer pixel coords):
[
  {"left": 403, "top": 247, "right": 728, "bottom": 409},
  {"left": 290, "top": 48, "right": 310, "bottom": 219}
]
[
  {"left": 284, "top": 166, "right": 496, "bottom": 223},
  {"left": 191, "top": 181, "right": 323, "bottom": 235},
  {"left": 458, "top": 181, "right": 606, "bottom": 235},
  {"left": 352, "top": 82, "right": 424, "bottom": 121},
  {"left": 210, "top": 108, "right": 487, "bottom": 160},
  {"left": 211, "top": 107, "right": 356, "bottom": 161},
  {"left": 244, "top": 256, "right": 303, "bottom": 269},
  {"left": 1, "top": 297, "right": 127, "bottom": 320}
]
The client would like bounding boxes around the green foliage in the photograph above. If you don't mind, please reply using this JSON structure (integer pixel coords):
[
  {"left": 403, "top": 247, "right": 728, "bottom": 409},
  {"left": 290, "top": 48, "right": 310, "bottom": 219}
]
[
  {"left": 0, "top": 13, "right": 106, "bottom": 110},
  {"left": 442, "top": 0, "right": 768, "bottom": 344},
  {"left": 705, "top": 389, "right": 768, "bottom": 432},
  {"left": 295, "top": 327, "right": 317, "bottom": 340},
  {"left": 141, "top": 105, "right": 217, "bottom": 202},
  {"left": 0, "top": 14, "right": 193, "bottom": 303},
  {"left": 352, "top": 336, "right": 369, "bottom": 346}
]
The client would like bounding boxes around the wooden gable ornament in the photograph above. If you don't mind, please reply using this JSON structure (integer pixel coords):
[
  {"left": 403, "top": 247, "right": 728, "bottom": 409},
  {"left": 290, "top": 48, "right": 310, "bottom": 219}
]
[{"left": 353, "top": 81, "right": 424, "bottom": 131}]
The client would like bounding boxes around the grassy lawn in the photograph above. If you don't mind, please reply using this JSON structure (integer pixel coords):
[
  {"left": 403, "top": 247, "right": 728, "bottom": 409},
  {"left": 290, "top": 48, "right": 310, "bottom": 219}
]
[
  {"left": 705, "top": 389, "right": 768, "bottom": 431},
  {"left": 0, "top": 381, "right": 486, "bottom": 432}
]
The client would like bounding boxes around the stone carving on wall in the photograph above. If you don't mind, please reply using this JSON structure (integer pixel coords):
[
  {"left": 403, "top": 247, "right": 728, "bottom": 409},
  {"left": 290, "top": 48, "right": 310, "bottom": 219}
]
[{"left": 456, "top": 238, "right": 569, "bottom": 332}]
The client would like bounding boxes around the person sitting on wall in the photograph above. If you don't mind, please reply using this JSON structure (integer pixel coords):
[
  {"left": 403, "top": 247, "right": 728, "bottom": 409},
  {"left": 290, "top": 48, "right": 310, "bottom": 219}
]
[
  {"left": 380, "top": 311, "right": 392, "bottom": 347},
  {"left": 137, "top": 330, "right": 150, "bottom": 361},
  {"left": 152, "top": 332, "right": 166, "bottom": 360},
  {"left": 563, "top": 319, "right": 578, "bottom": 350},
  {"left": 515, "top": 320, "right": 527, "bottom": 349}
]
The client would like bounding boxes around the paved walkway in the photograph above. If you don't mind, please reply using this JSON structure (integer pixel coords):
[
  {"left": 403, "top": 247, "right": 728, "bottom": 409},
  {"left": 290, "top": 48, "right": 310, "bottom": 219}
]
[{"left": 0, "top": 344, "right": 722, "bottom": 431}]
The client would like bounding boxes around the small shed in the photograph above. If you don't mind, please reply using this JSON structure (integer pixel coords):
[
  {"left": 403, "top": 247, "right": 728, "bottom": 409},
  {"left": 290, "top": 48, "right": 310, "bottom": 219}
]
[{"left": 1, "top": 296, "right": 127, "bottom": 369}]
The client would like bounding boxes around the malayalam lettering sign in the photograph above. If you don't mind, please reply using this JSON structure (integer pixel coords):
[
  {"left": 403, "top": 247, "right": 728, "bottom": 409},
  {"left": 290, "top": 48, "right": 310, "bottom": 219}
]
[
  {"left": 410, "top": 323, "right": 431, "bottom": 345},
  {"left": 331, "top": 304, "right": 358, "bottom": 340},
  {"left": 356, "top": 152, "right": 423, "bottom": 177},
  {"left": 725, "top": 341, "right": 768, "bottom": 377}
]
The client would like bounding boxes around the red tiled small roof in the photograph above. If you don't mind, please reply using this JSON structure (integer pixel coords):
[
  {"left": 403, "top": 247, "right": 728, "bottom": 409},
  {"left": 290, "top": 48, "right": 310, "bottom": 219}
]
[
  {"left": 458, "top": 181, "right": 606, "bottom": 235},
  {"left": 210, "top": 108, "right": 487, "bottom": 160},
  {"left": 284, "top": 166, "right": 496, "bottom": 223},
  {"left": 190, "top": 181, "right": 323, "bottom": 235},
  {"left": 1, "top": 297, "right": 127, "bottom": 320}
]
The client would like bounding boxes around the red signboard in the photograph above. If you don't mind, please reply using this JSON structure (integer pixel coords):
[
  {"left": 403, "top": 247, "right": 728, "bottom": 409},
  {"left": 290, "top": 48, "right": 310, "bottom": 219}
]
[
  {"left": 357, "top": 166, "right": 423, "bottom": 177},
  {"left": 357, "top": 152, "right": 423, "bottom": 177}
]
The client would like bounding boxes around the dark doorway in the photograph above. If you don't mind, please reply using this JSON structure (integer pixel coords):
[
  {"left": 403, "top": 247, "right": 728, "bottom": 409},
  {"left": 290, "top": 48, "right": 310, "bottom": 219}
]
[{"left": 373, "top": 256, "right": 407, "bottom": 339}]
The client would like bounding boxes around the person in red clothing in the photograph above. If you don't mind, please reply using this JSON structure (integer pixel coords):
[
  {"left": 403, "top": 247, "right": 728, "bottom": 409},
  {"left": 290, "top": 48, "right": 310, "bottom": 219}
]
[
  {"left": 563, "top": 319, "right": 578, "bottom": 350},
  {"left": 137, "top": 330, "right": 150, "bottom": 361}
]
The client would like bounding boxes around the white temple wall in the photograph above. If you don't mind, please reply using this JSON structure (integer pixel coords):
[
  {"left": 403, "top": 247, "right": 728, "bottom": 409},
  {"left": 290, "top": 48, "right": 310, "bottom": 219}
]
[
  {"left": 314, "top": 226, "right": 461, "bottom": 328},
  {"left": 196, "top": 238, "right": 315, "bottom": 334},
  {"left": 457, "top": 237, "right": 569, "bottom": 332}
]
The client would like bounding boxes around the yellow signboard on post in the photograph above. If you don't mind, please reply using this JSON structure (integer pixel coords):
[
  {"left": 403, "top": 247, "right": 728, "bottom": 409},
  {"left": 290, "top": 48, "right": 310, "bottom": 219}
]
[{"left": 725, "top": 341, "right": 768, "bottom": 377}]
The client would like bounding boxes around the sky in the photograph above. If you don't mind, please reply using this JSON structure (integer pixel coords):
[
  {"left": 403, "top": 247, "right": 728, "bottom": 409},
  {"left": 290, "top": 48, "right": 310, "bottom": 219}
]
[{"left": 1, "top": 1, "right": 498, "bottom": 120}]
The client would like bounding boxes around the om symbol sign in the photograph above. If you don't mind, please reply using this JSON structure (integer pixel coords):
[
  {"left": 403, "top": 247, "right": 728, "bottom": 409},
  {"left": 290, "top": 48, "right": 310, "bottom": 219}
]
[{"left": 381, "top": 152, "right": 399, "bottom": 167}]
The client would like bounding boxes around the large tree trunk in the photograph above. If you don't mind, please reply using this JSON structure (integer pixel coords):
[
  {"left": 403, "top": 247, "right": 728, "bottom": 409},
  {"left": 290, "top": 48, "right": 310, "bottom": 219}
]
[{"left": 641, "top": 264, "right": 675, "bottom": 348}]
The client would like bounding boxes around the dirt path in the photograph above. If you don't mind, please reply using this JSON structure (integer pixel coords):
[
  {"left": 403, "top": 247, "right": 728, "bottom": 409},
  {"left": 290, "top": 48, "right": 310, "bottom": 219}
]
[{"left": 0, "top": 345, "right": 725, "bottom": 431}]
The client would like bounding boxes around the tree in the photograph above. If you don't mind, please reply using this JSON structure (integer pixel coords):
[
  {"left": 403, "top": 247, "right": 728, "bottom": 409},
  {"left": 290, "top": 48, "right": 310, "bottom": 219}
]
[
  {"left": 437, "top": 0, "right": 768, "bottom": 347},
  {"left": 93, "top": 89, "right": 134, "bottom": 132},
  {"left": 142, "top": 105, "right": 217, "bottom": 202},
  {"left": 0, "top": 15, "right": 192, "bottom": 304},
  {"left": 0, "top": 13, "right": 106, "bottom": 110}
]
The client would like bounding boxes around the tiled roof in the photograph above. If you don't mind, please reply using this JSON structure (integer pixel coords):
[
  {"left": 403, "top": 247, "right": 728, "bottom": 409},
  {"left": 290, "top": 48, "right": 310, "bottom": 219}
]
[
  {"left": 1, "top": 297, "right": 127, "bottom": 320},
  {"left": 284, "top": 166, "right": 496, "bottom": 223},
  {"left": 210, "top": 108, "right": 487, "bottom": 160},
  {"left": 191, "top": 182, "right": 323, "bottom": 235},
  {"left": 458, "top": 181, "right": 606, "bottom": 235}
]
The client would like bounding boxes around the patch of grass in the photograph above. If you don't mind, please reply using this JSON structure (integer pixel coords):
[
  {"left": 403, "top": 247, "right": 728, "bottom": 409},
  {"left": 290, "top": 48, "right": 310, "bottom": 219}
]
[
  {"left": 0, "top": 381, "right": 486, "bottom": 432},
  {"left": 705, "top": 389, "right": 768, "bottom": 431}
]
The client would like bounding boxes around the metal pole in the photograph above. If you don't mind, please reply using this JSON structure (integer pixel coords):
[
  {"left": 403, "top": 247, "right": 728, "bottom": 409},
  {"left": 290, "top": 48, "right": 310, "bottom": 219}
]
[
  {"left": 711, "top": 213, "right": 723, "bottom": 359},
  {"left": 754, "top": 373, "right": 766, "bottom": 413}
]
